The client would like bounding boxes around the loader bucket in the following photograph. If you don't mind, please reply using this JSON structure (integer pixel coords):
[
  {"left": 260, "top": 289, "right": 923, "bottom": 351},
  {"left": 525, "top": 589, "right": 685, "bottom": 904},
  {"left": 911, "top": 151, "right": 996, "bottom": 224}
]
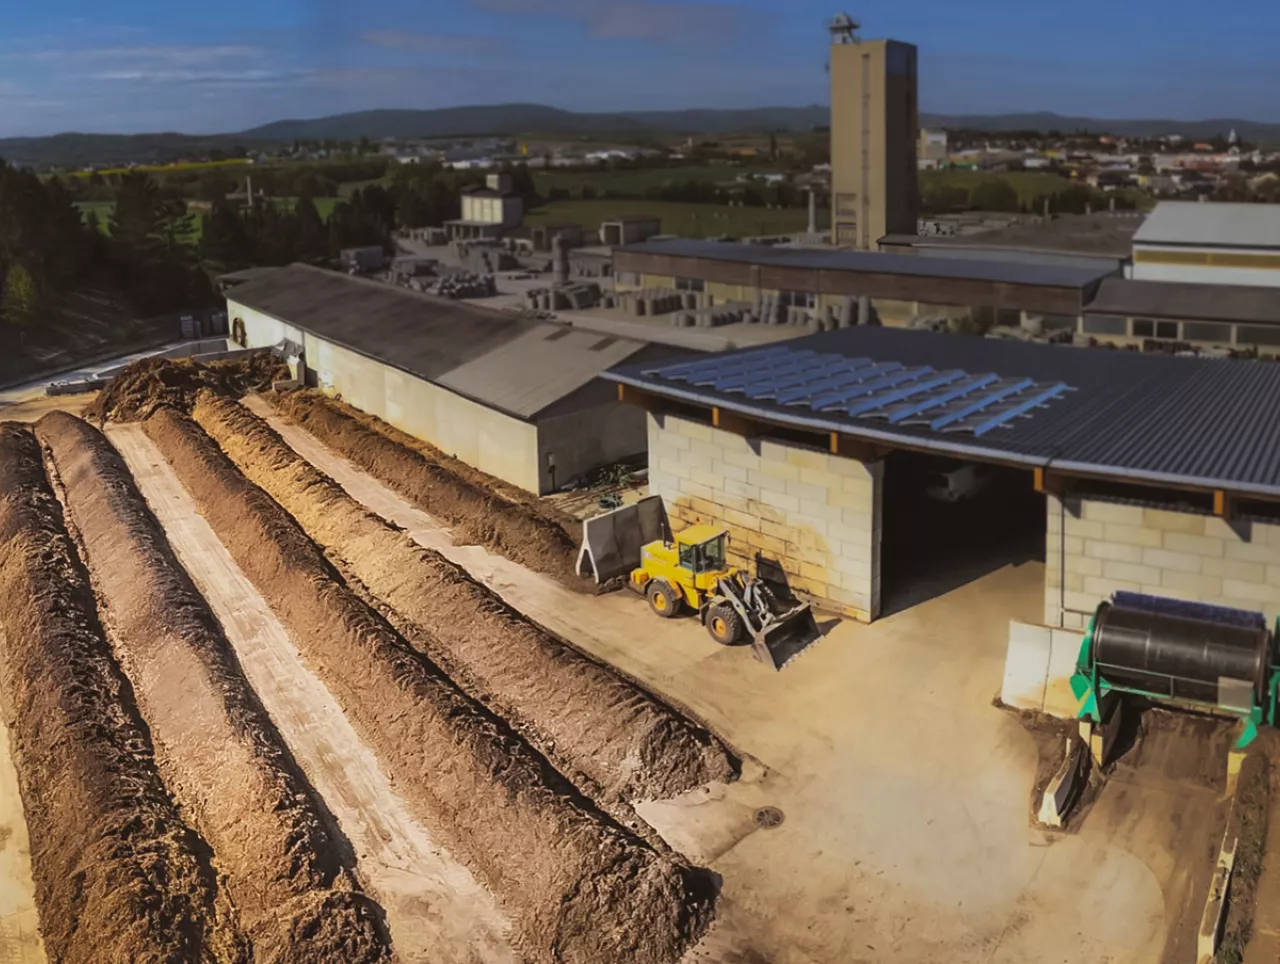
[{"left": 751, "top": 604, "right": 824, "bottom": 671}]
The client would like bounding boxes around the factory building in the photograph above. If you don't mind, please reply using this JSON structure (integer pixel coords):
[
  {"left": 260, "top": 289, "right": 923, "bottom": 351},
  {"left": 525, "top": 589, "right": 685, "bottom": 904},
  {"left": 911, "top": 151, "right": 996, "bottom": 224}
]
[
  {"left": 1082, "top": 277, "right": 1280, "bottom": 351},
  {"left": 226, "top": 264, "right": 676, "bottom": 494},
  {"left": 613, "top": 238, "right": 1116, "bottom": 332},
  {"left": 828, "top": 15, "right": 919, "bottom": 249},
  {"left": 446, "top": 173, "right": 524, "bottom": 241},
  {"left": 1132, "top": 201, "right": 1280, "bottom": 288},
  {"left": 608, "top": 327, "right": 1280, "bottom": 632}
]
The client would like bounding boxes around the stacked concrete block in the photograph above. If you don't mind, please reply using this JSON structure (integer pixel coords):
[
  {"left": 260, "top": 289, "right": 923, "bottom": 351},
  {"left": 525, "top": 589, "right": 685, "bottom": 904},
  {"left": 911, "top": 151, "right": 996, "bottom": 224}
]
[
  {"left": 1044, "top": 496, "right": 1280, "bottom": 630},
  {"left": 615, "top": 288, "right": 688, "bottom": 318},
  {"left": 522, "top": 283, "right": 602, "bottom": 312},
  {"left": 646, "top": 413, "right": 882, "bottom": 621},
  {"left": 429, "top": 271, "right": 497, "bottom": 299}
]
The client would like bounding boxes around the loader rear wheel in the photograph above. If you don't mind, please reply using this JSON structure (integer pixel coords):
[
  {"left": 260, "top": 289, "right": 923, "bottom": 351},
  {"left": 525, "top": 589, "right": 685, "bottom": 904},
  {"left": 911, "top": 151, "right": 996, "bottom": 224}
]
[
  {"left": 706, "top": 604, "right": 743, "bottom": 645},
  {"left": 647, "top": 581, "right": 681, "bottom": 618}
]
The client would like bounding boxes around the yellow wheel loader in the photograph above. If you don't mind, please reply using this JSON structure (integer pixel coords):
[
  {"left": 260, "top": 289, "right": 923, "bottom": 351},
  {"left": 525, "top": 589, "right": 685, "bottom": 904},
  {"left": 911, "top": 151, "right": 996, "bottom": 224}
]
[{"left": 574, "top": 497, "right": 824, "bottom": 669}]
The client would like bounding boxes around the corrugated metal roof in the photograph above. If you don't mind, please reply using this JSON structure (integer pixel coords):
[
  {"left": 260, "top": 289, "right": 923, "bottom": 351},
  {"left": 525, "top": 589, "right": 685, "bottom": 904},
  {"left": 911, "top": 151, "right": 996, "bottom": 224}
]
[
  {"left": 608, "top": 325, "right": 1280, "bottom": 497},
  {"left": 620, "top": 238, "right": 1116, "bottom": 288},
  {"left": 227, "top": 263, "right": 648, "bottom": 419},
  {"left": 1086, "top": 277, "right": 1280, "bottom": 325},
  {"left": 1134, "top": 201, "right": 1280, "bottom": 250}
]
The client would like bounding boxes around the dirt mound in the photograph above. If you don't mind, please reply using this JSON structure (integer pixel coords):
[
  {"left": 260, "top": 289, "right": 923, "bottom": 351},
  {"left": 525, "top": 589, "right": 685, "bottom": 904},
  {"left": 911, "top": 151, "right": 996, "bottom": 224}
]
[
  {"left": 0, "top": 422, "right": 246, "bottom": 963},
  {"left": 272, "top": 390, "right": 583, "bottom": 585},
  {"left": 145, "top": 406, "right": 716, "bottom": 964},
  {"left": 198, "top": 393, "right": 736, "bottom": 803},
  {"left": 85, "top": 353, "right": 286, "bottom": 423},
  {"left": 36, "top": 411, "right": 390, "bottom": 964}
]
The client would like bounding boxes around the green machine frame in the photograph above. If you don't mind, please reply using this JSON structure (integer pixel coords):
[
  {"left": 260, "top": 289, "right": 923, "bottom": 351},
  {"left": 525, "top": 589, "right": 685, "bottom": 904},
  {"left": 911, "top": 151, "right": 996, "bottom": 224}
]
[{"left": 1071, "top": 606, "right": 1280, "bottom": 750}]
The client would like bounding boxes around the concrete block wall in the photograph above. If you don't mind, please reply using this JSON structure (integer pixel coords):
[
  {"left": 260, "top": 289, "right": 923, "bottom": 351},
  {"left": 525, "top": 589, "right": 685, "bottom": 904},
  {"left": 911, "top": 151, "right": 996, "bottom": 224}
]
[
  {"left": 1045, "top": 495, "right": 1280, "bottom": 630},
  {"left": 646, "top": 413, "right": 882, "bottom": 620}
]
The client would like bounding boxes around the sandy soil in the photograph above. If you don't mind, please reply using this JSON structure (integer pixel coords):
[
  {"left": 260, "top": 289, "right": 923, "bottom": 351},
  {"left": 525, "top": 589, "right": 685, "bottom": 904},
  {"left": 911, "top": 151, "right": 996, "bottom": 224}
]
[
  {"left": 0, "top": 391, "right": 95, "bottom": 423},
  {"left": 0, "top": 423, "right": 243, "bottom": 964},
  {"left": 0, "top": 708, "right": 45, "bottom": 964},
  {"left": 40, "top": 412, "right": 388, "bottom": 963},
  {"left": 260, "top": 404, "right": 1216, "bottom": 964},
  {"left": 229, "top": 395, "right": 733, "bottom": 804},
  {"left": 109, "top": 423, "right": 515, "bottom": 964},
  {"left": 143, "top": 408, "right": 712, "bottom": 964}
]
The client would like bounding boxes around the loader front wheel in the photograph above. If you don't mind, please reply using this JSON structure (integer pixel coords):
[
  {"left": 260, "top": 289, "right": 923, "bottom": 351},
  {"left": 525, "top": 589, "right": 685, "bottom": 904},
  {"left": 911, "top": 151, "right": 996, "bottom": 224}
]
[
  {"left": 647, "top": 581, "right": 682, "bottom": 618},
  {"left": 706, "top": 603, "right": 744, "bottom": 645}
]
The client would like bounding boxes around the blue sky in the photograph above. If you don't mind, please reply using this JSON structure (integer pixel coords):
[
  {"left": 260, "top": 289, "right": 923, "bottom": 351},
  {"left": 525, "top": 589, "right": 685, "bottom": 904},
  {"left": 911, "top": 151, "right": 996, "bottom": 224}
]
[{"left": 0, "top": 0, "right": 1277, "bottom": 136}]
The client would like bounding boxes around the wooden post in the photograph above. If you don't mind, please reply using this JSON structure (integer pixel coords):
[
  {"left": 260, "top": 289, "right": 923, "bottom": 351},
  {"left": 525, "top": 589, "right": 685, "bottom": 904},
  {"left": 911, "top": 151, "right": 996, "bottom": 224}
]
[{"left": 1214, "top": 490, "right": 1231, "bottom": 519}]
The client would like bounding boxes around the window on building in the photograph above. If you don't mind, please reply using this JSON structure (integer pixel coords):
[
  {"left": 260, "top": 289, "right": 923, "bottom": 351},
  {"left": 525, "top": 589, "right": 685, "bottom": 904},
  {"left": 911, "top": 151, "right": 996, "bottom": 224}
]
[
  {"left": 1132, "top": 319, "right": 1178, "bottom": 339},
  {"left": 1238, "top": 325, "right": 1280, "bottom": 347},
  {"left": 835, "top": 193, "right": 859, "bottom": 218},
  {"left": 1182, "top": 321, "right": 1232, "bottom": 343},
  {"left": 615, "top": 271, "right": 640, "bottom": 286},
  {"left": 1083, "top": 314, "right": 1128, "bottom": 336},
  {"left": 674, "top": 277, "right": 705, "bottom": 293}
]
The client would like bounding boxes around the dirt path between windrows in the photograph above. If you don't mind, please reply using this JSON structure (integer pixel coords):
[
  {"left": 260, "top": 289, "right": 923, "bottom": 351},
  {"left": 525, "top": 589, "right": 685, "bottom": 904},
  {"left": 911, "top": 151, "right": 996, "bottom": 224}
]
[
  {"left": 36, "top": 412, "right": 389, "bottom": 964},
  {"left": 207, "top": 393, "right": 734, "bottom": 803},
  {"left": 268, "top": 390, "right": 582, "bottom": 585},
  {"left": 109, "top": 422, "right": 517, "bottom": 964},
  {"left": 144, "top": 406, "right": 715, "bottom": 964},
  {"left": 0, "top": 422, "right": 246, "bottom": 964}
]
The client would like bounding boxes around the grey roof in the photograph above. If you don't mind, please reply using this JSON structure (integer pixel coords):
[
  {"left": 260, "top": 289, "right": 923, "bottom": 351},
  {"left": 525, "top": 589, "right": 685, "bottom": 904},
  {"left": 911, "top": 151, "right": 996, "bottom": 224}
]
[
  {"left": 218, "top": 266, "right": 283, "bottom": 284},
  {"left": 881, "top": 212, "right": 1143, "bottom": 258},
  {"left": 621, "top": 238, "right": 1115, "bottom": 289},
  {"left": 878, "top": 238, "right": 1124, "bottom": 274},
  {"left": 226, "top": 264, "right": 648, "bottom": 419},
  {"left": 1086, "top": 278, "right": 1280, "bottom": 326},
  {"left": 1134, "top": 201, "right": 1280, "bottom": 250},
  {"left": 608, "top": 325, "right": 1280, "bottom": 498}
]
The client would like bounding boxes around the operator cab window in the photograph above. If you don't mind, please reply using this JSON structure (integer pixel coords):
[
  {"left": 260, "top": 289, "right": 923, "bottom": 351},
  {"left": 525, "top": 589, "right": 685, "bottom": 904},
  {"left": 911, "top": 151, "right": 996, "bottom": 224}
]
[{"left": 679, "top": 536, "right": 726, "bottom": 573}]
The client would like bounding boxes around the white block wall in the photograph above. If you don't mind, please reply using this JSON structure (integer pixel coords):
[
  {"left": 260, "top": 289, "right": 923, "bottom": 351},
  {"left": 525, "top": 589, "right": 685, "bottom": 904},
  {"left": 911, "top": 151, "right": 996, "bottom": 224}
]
[
  {"left": 1046, "top": 495, "right": 1280, "bottom": 630},
  {"left": 646, "top": 413, "right": 883, "bottom": 620}
]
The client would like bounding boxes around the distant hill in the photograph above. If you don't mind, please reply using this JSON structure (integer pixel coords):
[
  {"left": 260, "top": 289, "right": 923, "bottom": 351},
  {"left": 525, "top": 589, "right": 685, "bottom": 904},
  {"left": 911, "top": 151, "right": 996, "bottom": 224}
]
[
  {"left": 237, "top": 103, "right": 832, "bottom": 141},
  {"left": 3, "top": 104, "right": 1278, "bottom": 169}
]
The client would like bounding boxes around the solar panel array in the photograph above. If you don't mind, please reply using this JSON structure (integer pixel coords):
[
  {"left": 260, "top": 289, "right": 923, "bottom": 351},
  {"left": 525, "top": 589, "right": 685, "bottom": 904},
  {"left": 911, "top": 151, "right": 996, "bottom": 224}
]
[{"left": 644, "top": 346, "right": 1072, "bottom": 438}]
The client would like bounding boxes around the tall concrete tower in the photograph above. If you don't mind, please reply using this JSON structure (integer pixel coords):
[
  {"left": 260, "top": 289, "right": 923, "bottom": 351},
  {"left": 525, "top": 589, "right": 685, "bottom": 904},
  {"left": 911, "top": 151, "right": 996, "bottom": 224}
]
[{"left": 828, "top": 15, "right": 919, "bottom": 249}]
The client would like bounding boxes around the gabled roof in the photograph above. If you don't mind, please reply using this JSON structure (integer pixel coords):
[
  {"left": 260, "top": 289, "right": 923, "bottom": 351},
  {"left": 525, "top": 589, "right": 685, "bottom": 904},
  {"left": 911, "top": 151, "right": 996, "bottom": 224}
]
[
  {"left": 1134, "top": 201, "right": 1280, "bottom": 250},
  {"left": 608, "top": 325, "right": 1280, "bottom": 498},
  {"left": 226, "top": 264, "right": 648, "bottom": 420}
]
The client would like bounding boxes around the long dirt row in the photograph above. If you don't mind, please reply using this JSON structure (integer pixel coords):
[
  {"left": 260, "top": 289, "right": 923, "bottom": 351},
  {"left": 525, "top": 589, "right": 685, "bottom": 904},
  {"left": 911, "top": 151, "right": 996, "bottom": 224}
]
[
  {"left": 271, "top": 390, "right": 582, "bottom": 584},
  {"left": 0, "top": 423, "right": 244, "bottom": 964},
  {"left": 35, "top": 412, "right": 389, "bottom": 964},
  {"left": 198, "top": 392, "right": 735, "bottom": 803},
  {"left": 144, "top": 406, "right": 714, "bottom": 964}
]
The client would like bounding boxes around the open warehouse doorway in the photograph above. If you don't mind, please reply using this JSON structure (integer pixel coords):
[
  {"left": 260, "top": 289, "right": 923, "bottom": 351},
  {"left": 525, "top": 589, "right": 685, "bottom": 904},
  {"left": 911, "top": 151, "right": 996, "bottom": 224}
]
[{"left": 879, "top": 450, "right": 1045, "bottom": 616}]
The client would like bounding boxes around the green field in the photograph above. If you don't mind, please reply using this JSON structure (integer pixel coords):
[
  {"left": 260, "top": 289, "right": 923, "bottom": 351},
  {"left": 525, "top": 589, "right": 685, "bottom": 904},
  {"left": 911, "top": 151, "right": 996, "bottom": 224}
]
[
  {"left": 919, "top": 169, "right": 1076, "bottom": 204},
  {"left": 75, "top": 200, "right": 202, "bottom": 243},
  {"left": 532, "top": 164, "right": 755, "bottom": 196},
  {"left": 525, "top": 199, "right": 826, "bottom": 239}
]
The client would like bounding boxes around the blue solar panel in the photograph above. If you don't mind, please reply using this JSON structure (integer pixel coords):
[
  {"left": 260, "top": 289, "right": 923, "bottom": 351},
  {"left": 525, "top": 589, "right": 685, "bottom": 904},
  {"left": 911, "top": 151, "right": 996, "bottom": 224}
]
[{"left": 641, "top": 345, "right": 1072, "bottom": 440}]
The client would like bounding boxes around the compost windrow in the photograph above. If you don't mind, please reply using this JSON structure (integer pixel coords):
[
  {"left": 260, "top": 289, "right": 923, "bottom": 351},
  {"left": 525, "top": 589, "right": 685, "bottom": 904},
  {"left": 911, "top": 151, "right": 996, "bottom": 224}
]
[
  {"left": 36, "top": 411, "right": 389, "bottom": 964},
  {"left": 0, "top": 422, "right": 247, "bottom": 964},
  {"left": 271, "top": 389, "right": 582, "bottom": 585},
  {"left": 144, "top": 406, "right": 715, "bottom": 964},
  {"left": 199, "top": 392, "right": 735, "bottom": 803}
]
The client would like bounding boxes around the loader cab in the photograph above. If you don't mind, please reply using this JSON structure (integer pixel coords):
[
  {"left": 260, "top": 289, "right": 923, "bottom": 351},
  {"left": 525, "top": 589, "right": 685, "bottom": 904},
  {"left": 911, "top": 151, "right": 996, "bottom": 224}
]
[{"left": 675, "top": 526, "right": 729, "bottom": 576}]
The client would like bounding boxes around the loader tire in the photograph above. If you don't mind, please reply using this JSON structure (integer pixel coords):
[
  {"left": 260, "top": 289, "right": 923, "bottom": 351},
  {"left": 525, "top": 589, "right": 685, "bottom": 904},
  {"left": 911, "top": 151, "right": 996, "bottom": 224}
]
[
  {"left": 706, "top": 603, "right": 743, "bottom": 645},
  {"left": 647, "top": 581, "right": 682, "bottom": 618}
]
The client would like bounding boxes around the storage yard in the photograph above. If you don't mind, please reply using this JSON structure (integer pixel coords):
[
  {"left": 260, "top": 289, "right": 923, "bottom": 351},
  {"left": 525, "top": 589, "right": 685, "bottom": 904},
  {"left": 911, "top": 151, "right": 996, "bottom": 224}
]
[{"left": 1, "top": 344, "right": 1272, "bottom": 963}]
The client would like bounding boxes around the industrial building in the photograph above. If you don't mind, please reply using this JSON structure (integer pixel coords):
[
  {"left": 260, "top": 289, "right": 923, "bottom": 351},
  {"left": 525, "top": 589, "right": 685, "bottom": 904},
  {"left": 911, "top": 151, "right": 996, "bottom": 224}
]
[
  {"left": 613, "top": 237, "right": 1116, "bottom": 330},
  {"left": 828, "top": 15, "right": 919, "bottom": 249},
  {"left": 608, "top": 326, "right": 1280, "bottom": 633},
  {"left": 225, "top": 264, "right": 676, "bottom": 494},
  {"left": 446, "top": 173, "right": 525, "bottom": 241},
  {"left": 1082, "top": 276, "right": 1280, "bottom": 350},
  {"left": 1133, "top": 201, "right": 1280, "bottom": 287}
]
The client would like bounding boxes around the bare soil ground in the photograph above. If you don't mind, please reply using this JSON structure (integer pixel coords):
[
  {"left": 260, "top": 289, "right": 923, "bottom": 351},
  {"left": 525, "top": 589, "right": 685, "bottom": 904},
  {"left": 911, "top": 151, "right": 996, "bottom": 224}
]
[
  {"left": 37, "top": 412, "right": 389, "bottom": 963},
  {"left": 109, "top": 422, "right": 517, "bottom": 964},
  {"left": 270, "top": 390, "right": 582, "bottom": 585},
  {"left": 0, "top": 422, "right": 245, "bottom": 964},
  {"left": 85, "top": 354, "right": 286, "bottom": 423},
  {"left": 259, "top": 410, "right": 1217, "bottom": 964},
  {"left": 210, "top": 394, "right": 733, "bottom": 804},
  {"left": 144, "top": 406, "right": 714, "bottom": 964}
]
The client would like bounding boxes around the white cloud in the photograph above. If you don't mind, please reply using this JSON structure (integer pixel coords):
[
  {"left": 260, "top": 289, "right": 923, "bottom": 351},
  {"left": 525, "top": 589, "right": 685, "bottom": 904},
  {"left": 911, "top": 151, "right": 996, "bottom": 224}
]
[{"left": 360, "top": 30, "right": 501, "bottom": 54}]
